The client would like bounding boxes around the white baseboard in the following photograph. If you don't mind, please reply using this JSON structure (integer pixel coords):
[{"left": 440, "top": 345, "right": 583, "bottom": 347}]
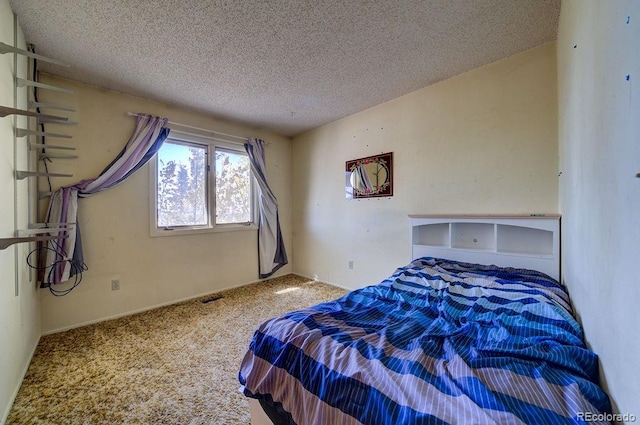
[
  {"left": 1, "top": 335, "right": 40, "bottom": 425},
  {"left": 293, "top": 272, "right": 354, "bottom": 292},
  {"left": 42, "top": 276, "right": 269, "bottom": 336}
]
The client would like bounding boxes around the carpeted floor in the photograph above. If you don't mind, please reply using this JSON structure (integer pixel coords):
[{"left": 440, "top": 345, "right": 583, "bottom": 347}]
[{"left": 7, "top": 274, "right": 347, "bottom": 425}]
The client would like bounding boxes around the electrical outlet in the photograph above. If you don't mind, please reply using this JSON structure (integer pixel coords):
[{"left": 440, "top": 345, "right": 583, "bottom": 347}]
[
  {"left": 111, "top": 279, "right": 120, "bottom": 291},
  {"left": 348, "top": 261, "right": 354, "bottom": 270}
]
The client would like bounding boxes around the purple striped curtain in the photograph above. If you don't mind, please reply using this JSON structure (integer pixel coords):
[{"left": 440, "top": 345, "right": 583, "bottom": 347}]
[
  {"left": 42, "top": 115, "right": 170, "bottom": 286},
  {"left": 245, "top": 138, "right": 288, "bottom": 278}
]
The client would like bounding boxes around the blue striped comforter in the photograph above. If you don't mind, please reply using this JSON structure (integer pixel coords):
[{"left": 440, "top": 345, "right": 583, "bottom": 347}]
[{"left": 239, "top": 257, "right": 611, "bottom": 424}]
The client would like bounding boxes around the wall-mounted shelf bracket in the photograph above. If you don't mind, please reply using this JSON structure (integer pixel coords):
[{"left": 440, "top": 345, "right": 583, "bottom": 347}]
[
  {"left": 16, "top": 128, "right": 72, "bottom": 139},
  {"left": 38, "top": 152, "right": 78, "bottom": 160},
  {"left": 16, "top": 78, "right": 73, "bottom": 94},
  {"left": 28, "top": 101, "right": 75, "bottom": 112},
  {"left": 29, "top": 142, "right": 76, "bottom": 151},
  {"left": 0, "top": 105, "right": 68, "bottom": 121},
  {"left": 17, "top": 226, "right": 73, "bottom": 237},
  {"left": 37, "top": 117, "right": 77, "bottom": 125},
  {"left": 15, "top": 170, "right": 73, "bottom": 180},
  {"left": 29, "top": 222, "right": 75, "bottom": 229},
  {"left": 0, "top": 234, "right": 68, "bottom": 251},
  {"left": 0, "top": 42, "right": 69, "bottom": 67}
]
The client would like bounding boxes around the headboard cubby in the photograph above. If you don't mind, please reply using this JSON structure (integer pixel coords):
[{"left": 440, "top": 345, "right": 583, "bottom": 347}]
[{"left": 409, "top": 214, "right": 561, "bottom": 281}]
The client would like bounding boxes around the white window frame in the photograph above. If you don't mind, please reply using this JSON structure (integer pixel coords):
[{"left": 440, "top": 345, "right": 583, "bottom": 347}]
[{"left": 149, "top": 132, "right": 258, "bottom": 237}]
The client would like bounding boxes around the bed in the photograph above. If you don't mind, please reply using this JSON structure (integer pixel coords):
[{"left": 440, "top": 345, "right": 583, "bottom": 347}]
[{"left": 239, "top": 215, "right": 612, "bottom": 424}]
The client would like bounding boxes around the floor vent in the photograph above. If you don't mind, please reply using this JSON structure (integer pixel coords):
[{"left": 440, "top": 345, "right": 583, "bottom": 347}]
[{"left": 201, "top": 295, "right": 223, "bottom": 304}]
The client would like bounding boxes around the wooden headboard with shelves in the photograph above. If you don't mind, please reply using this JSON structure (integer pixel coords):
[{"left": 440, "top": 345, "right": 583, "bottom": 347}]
[{"left": 409, "top": 214, "right": 561, "bottom": 281}]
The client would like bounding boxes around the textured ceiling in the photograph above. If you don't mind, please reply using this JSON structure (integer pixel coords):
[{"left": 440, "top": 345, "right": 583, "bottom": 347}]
[{"left": 9, "top": 0, "right": 560, "bottom": 136}]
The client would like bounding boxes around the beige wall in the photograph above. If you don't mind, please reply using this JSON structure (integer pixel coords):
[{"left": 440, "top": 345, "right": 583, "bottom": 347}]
[
  {"left": 558, "top": 0, "right": 640, "bottom": 420},
  {"left": 37, "top": 76, "right": 292, "bottom": 334},
  {"left": 292, "top": 43, "right": 559, "bottom": 289},
  {"left": 0, "top": 1, "right": 41, "bottom": 422}
]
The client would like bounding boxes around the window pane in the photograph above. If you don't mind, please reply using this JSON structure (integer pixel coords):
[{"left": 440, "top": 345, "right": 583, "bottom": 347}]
[
  {"left": 215, "top": 148, "right": 251, "bottom": 224},
  {"left": 157, "top": 141, "right": 208, "bottom": 227}
]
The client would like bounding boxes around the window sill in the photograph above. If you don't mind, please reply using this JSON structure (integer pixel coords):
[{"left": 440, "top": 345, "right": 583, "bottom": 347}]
[{"left": 150, "top": 223, "right": 258, "bottom": 238}]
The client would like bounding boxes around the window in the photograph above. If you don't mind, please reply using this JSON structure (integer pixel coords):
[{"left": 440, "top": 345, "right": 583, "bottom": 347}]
[
  {"left": 157, "top": 141, "right": 208, "bottom": 227},
  {"left": 151, "top": 135, "right": 256, "bottom": 236},
  {"left": 214, "top": 147, "right": 252, "bottom": 224}
]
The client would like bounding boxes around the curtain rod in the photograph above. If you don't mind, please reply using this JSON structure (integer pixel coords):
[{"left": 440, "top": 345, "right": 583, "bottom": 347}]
[{"left": 126, "top": 112, "right": 248, "bottom": 142}]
